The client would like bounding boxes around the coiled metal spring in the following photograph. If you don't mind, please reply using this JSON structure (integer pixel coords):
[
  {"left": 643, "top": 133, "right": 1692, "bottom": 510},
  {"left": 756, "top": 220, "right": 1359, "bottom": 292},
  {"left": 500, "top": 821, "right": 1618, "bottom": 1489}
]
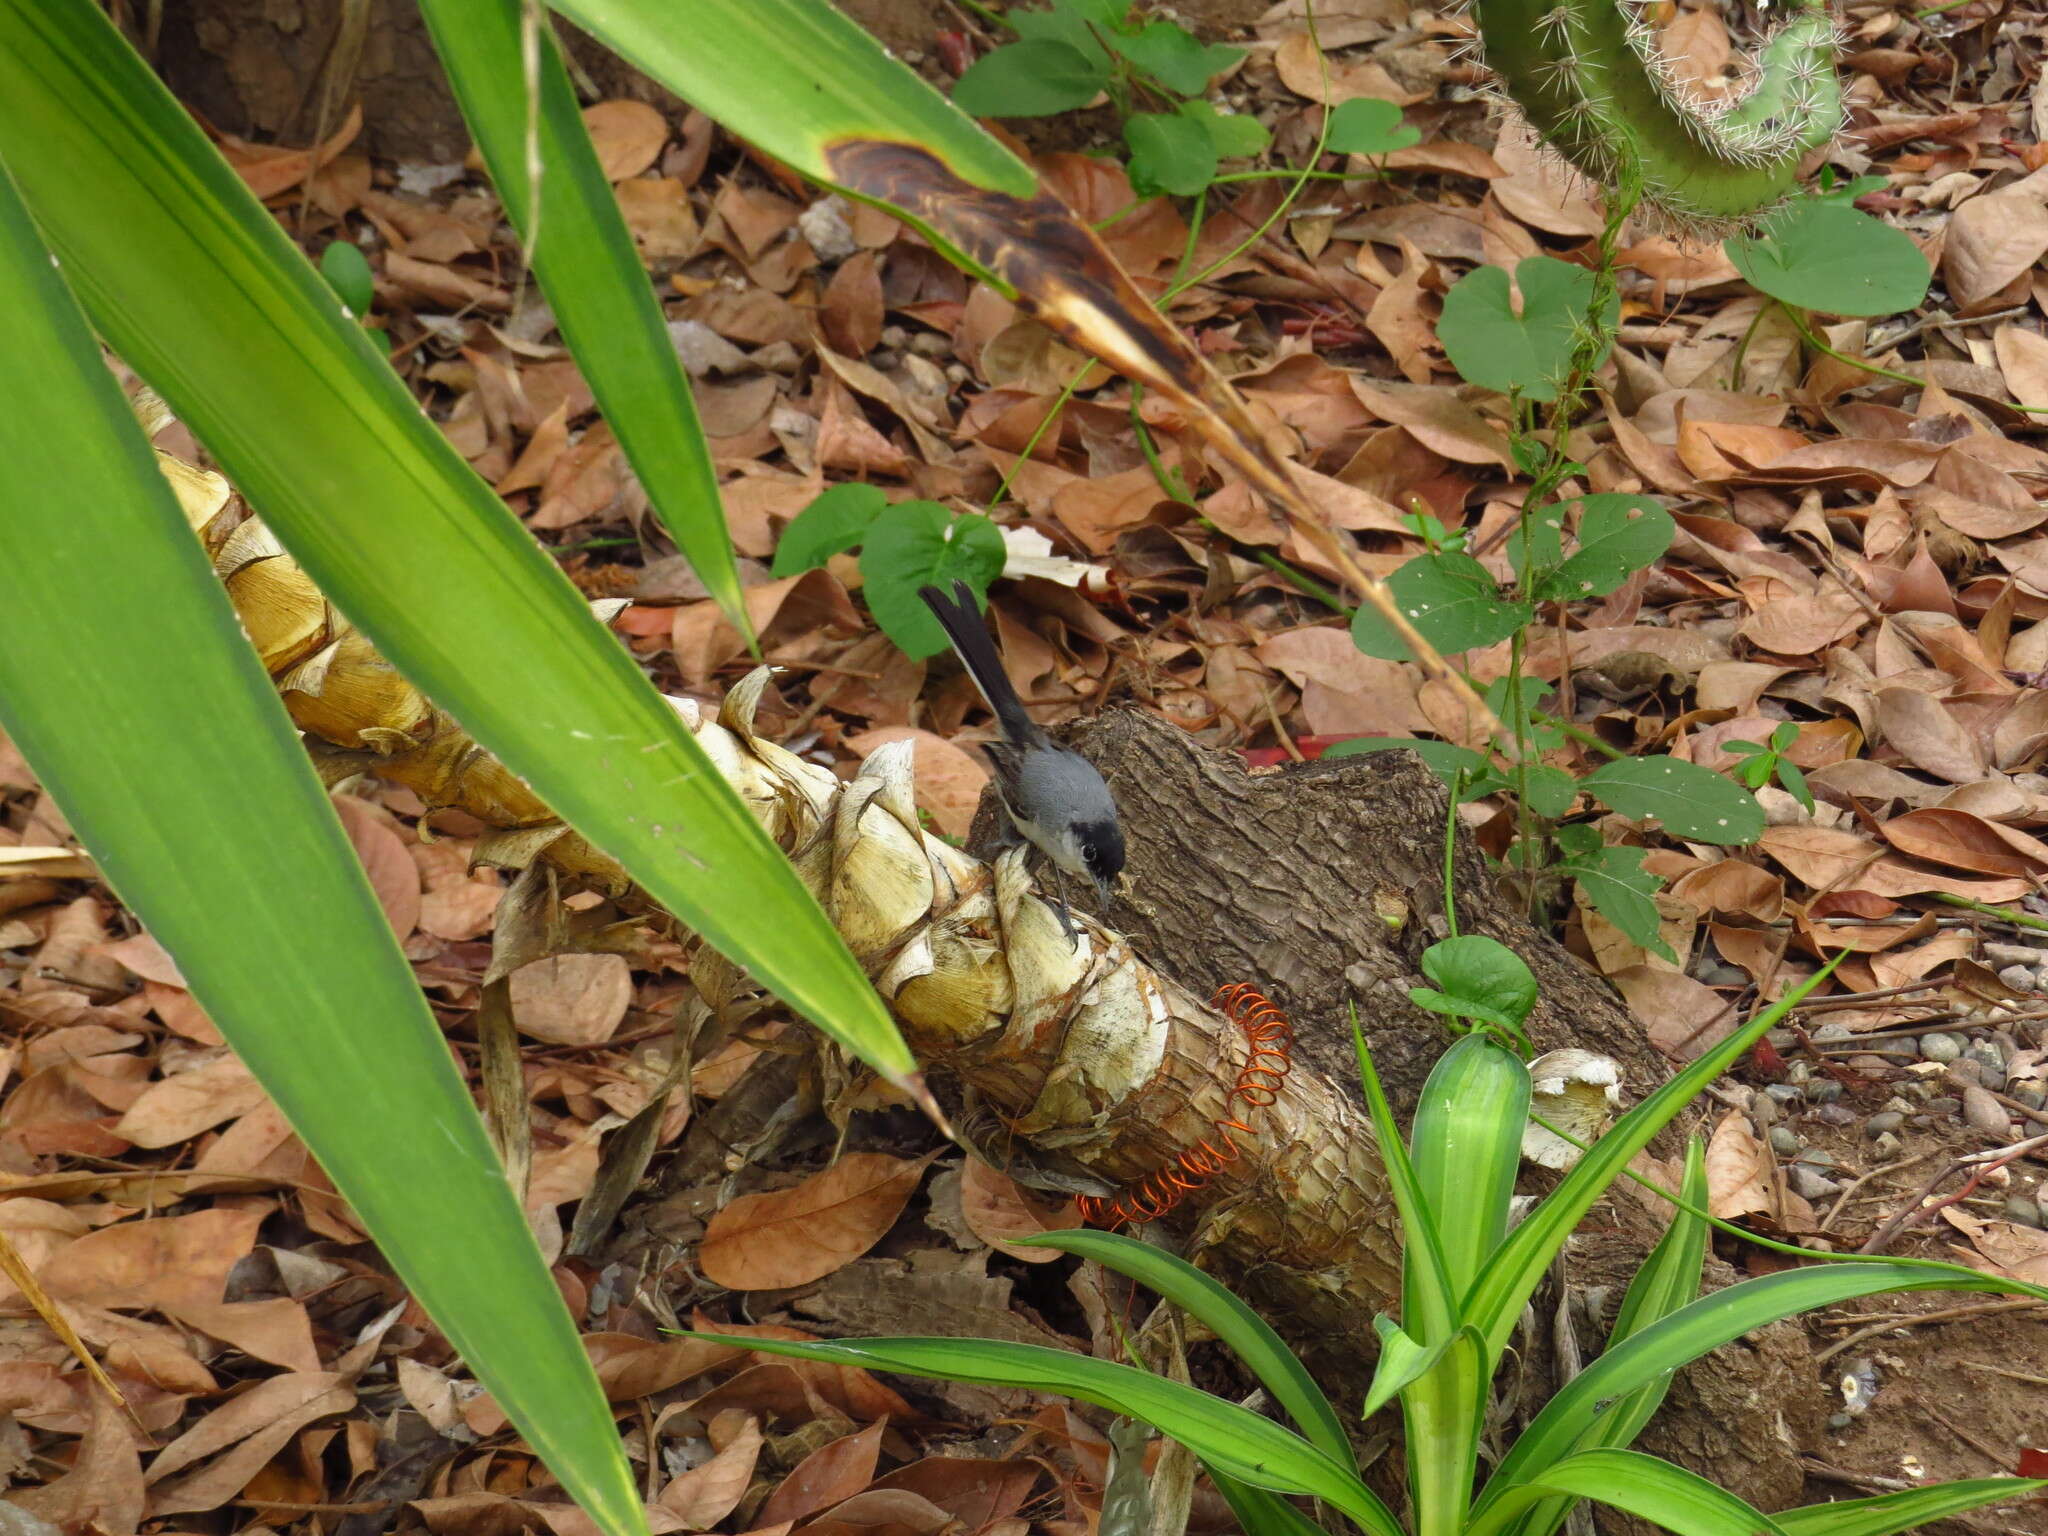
[{"left": 1076, "top": 983, "right": 1294, "bottom": 1229}]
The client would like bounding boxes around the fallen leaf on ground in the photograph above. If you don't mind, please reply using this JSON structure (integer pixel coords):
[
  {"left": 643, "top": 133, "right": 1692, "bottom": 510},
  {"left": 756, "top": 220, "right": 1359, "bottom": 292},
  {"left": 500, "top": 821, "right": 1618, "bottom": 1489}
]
[{"left": 700, "top": 1152, "right": 935, "bottom": 1289}]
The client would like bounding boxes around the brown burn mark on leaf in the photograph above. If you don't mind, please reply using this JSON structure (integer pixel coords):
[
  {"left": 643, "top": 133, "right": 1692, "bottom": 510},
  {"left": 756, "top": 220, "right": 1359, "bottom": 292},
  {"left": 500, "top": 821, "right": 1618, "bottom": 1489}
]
[{"left": 820, "top": 139, "right": 1502, "bottom": 737}]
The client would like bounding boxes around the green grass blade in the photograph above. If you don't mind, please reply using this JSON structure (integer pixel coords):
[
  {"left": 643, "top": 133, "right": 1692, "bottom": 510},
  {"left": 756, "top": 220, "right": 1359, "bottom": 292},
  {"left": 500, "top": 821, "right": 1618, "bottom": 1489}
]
[
  {"left": 546, "top": 0, "right": 1035, "bottom": 202},
  {"left": 1410, "top": 1033, "right": 1529, "bottom": 1301},
  {"left": 1774, "top": 1479, "right": 2048, "bottom": 1536},
  {"left": 1352, "top": 1008, "right": 1458, "bottom": 1343},
  {"left": 1013, "top": 1229, "right": 1354, "bottom": 1471},
  {"left": 1479, "top": 1263, "right": 2040, "bottom": 1516},
  {"left": 1473, "top": 1449, "right": 1791, "bottom": 1536},
  {"left": 0, "top": 154, "right": 643, "bottom": 1536},
  {"left": 1465, "top": 954, "right": 1846, "bottom": 1362},
  {"left": 0, "top": 1, "right": 914, "bottom": 1084},
  {"left": 674, "top": 1333, "right": 1390, "bottom": 1527},
  {"left": 416, "top": 0, "right": 749, "bottom": 635},
  {"left": 1206, "top": 1466, "right": 1373, "bottom": 1536},
  {"left": 1506, "top": 1140, "right": 1711, "bottom": 1536}
]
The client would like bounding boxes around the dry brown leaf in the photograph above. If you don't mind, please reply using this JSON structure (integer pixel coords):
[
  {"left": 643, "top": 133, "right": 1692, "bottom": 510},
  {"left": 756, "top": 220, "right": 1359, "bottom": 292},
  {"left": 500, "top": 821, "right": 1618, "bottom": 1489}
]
[
  {"left": 1757, "top": 825, "right": 1882, "bottom": 890},
  {"left": 146, "top": 1371, "right": 354, "bottom": 1516},
  {"left": 957, "top": 1158, "right": 1083, "bottom": 1261},
  {"left": 9, "top": 1383, "right": 143, "bottom": 1535},
  {"left": 1995, "top": 323, "right": 2048, "bottom": 409},
  {"left": 113, "top": 1054, "right": 266, "bottom": 1150},
  {"left": 1668, "top": 859, "right": 1784, "bottom": 921},
  {"left": 659, "top": 1415, "right": 763, "bottom": 1527},
  {"left": 584, "top": 100, "right": 669, "bottom": 181},
  {"left": 616, "top": 177, "right": 699, "bottom": 260},
  {"left": 1945, "top": 168, "right": 2048, "bottom": 309},
  {"left": 506, "top": 953, "right": 633, "bottom": 1046},
  {"left": 330, "top": 794, "right": 421, "bottom": 941},
  {"left": 700, "top": 1152, "right": 934, "bottom": 1289},
  {"left": 1350, "top": 381, "right": 1513, "bottom": 467},
  {"left": 1881, "top": 807, "right": 2048, "bottom": 877},
  {"left": 1488, "top": 122, "right": 1604, "bottom": 236},
  {"left": 1941, "top": 1207, "right": 2048, "bottom": 1284},
  {"left": 872, "top": 1457, "right": 1044, "bottom": 1528},
  {"left": 760, "top": 1419, "right": 887, "bottom": 1527},
  {"left": 1704, "top": 1108, "right": 1773, "bottom": 1220},
  {"left": 1255, "top": 626, "right": 1430, "bottom": 736},
  {"left": 40, "top": 1206, "right": 266, "bottom": 1313},
  {"left": 1275, "top": 32, "right": 1422, "bottom": 103},
  {"left": 1875, "top": 688, "right": 1989, "bottom": 783},
  {"left": 1866, "top": 929, "right": 1976, "bottom": 989},
  {"left": 1738, "top": 589, "right": 1867, "bottom": 656},
  {"left": 1610, "top": 966, "right": 1731, "bottom": 1058},
  {"left": 215, "top": 107, "right": 362, "bottom": 201}
]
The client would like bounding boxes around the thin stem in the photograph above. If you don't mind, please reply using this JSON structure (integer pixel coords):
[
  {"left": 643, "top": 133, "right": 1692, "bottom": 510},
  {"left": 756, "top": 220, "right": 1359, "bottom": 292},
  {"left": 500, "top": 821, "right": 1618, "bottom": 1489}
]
[
  {"left": 1929, "top": 892, "right": 2048, "bottom": 933},
  {"left": 1539, "top": 711, "right": 1627, "bottom": 761},
  {"left": 1442, "top": 770, "right": 1463, "bottom": 938},
  {"left": 1206, "top": 167, "right": 1382, "bottom": 184},
  {"left": 1197, "top": 520, "right": 1355, "bottom": 614},
  {"left": 991, "top": 370, "right": 1087, "bottom": 506}
]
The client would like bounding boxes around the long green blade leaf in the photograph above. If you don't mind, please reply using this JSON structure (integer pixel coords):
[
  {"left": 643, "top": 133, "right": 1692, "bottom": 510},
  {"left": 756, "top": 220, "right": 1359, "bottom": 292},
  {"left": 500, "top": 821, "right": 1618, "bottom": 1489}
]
[
  {"left": 0, "top": 1, "right": 914, "bottom": 1084},
  {"left": 1410, "top": 1033, "right": 1528, "bottom": 1301},
  {"left": 1774, "top": 1479, "right": 2048, "bottom": 1536},
  {"left": 1465, "top": 955, "right": 1846, "bottom": 1362},
  {"left": 547, "top": 0, "right": 1035, "bottom": 201},
  {"left": 1480, "top": 1263, "right": 2039, "bottom": 1514},
  {"left": 1207, "top": 1466, "right": 1377, "bottom": 1536},
  {"left": 417, "top": 0, "right": 749, "bottom": 633},
  {"left": 1506, "top": 1141, "right": 1712, "bottom": 1536},
  {"left": 676, "top": 1333, "right": 1388, "bottom": 1527},
  {"left": 1016, "top": 1229, "right": 1354, "bottom": 1471},
  {"left": 1352, "top": 1009, "right": 1458, "bottom": 1343},
  {"left": 1475, "top": 1449, "right": 1791, "bottom": 1536},
  {"left": 0, "top": 154, "right": 642, "bottom": 1536}
]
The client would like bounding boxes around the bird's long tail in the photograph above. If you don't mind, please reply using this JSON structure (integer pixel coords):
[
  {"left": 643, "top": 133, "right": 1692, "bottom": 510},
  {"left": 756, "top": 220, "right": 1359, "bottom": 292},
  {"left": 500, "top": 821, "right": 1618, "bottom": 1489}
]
[{"left": 917, "top": 582, "right": 1043, "bottom": 746}]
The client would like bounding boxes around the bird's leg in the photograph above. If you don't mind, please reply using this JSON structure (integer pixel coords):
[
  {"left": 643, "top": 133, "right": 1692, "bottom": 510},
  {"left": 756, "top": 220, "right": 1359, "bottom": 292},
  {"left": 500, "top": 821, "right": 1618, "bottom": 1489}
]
[{"left": 1044, "top": 859, "right": 1081, "bottom": 950}]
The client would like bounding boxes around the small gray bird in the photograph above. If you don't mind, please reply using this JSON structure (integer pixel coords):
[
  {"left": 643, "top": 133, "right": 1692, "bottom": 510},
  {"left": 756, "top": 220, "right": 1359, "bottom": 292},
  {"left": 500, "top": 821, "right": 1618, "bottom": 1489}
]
[{"left": 918, "top": 581, "right": 1125, "bottom": 942}]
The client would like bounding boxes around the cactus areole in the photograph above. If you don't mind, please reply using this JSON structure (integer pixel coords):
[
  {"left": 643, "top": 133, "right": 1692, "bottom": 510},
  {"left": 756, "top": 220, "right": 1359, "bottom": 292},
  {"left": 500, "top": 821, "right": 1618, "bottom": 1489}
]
[{"left": 1476, "top": 0, "right": 1843, "bottom": 225}]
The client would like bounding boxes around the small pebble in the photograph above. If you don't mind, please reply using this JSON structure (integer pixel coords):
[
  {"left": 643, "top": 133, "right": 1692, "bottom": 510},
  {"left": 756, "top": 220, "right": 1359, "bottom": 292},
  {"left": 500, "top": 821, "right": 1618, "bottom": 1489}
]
[
  {"left": 2003, "top": 1196, "right": 2044, "bottom": 1229},
  {"left": 1919, "top": 1032, "right": 1963, "bottom": 1063},
  {"left": 1796, "top": 1147, "right": 1839, "bottom": 1167},
  {"left": 1813, "top": 1101, "right": 1857, "bottom": 1126},
  {"left": 1789, "top": 1165, "right": 1841, "bottom": 1200},
  {"left": 1765, "top": 1083, "right": 1804, "bottom": 1105},
  {"left": 1827, "top": 1413, "right": 1854, "bottom": 1432},
  {"left": 1963, "top": 1085, "right": 2012, "bottom": 1134},
  {"left": 1750, "top": 1093, "right": 1777, "bottom": 1127},
  {"left": 1696, "top": 961, "right": 1746, "bottom": 986},
  {"left": 1765, "top": 1026, "right": 1795, "bottom": 1049},
  {"left": 1883, "top": 1094, "right": 1914, "bottom": 1114},
  {"left": 1949, "top": 1058, "right": 1986, "bottom": 1087},
  {"left": 1872, "top": 1131, "right": 1903, "bottom": 1160},
  {"left": 1967, "top": 1049, "right": 2009, "bottom": 1090},
  {"left": 1812, "top": 1022, "right": 1853, "bottom": 1044},
  {"left": 1810, "top": 1079, "right": 1844, "bottom": 1104},
  {"left": 1863, "top": 1111, "right": 1904, "bottom": 1138},
  {"left": 1923, "top": 1096, "right": 1960, "bottom": 1117},
  {"left": 2017, "top": 1084, "right": 2046, "bottom": 1111},
  {"left": 1768, "top": 1126, "right": 1803, "bottom": 1157},
  {"left": 1999, "top": 964, "right": 2039, "bottom": 994},
  {"left": 1847, "top": 1054, "right": 1892, "bottom": 1076},
  {"left": 1787, "top": 1060, "right": 1813, "bottom": 1086}
]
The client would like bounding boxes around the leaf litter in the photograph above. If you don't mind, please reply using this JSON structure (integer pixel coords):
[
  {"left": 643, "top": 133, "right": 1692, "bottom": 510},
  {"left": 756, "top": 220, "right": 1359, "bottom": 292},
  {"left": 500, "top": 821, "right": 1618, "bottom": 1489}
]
[{"left": 11, "top": 0, "right": 2048, "bottom": 1526}]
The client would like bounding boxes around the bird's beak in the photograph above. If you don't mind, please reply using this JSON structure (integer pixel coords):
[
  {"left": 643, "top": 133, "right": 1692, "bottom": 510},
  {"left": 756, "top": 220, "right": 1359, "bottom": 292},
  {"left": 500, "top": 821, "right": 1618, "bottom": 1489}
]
[{"left": 1094, "top": 873, "right": 1116, "bottom": 908}]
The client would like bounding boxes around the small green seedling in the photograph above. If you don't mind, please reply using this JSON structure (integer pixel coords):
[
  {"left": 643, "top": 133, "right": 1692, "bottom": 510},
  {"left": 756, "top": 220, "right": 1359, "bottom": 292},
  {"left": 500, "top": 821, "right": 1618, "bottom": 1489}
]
[
  {"left": 1725, "top": 721, "right": 1816, "bottom": 813},
  {"left": 1409, "top": 934, "right": 1537, "bottom": 1054},
  {"left": 772, "top": 483, "right": 1005, "bottom": 657}
]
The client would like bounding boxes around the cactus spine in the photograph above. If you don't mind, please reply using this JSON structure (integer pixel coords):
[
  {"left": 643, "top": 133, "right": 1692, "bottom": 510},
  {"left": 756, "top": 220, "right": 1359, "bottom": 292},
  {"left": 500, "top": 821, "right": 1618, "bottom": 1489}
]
[{"left": 1475, "top": 0, "right": 1843, "bottom": 225}]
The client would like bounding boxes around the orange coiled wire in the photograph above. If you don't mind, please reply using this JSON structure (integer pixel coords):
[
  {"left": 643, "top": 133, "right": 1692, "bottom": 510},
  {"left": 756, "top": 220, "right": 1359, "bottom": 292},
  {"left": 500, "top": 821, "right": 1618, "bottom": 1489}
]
[{"left": 1075, "top": 983, "right": 1295, "bottom": 1229}]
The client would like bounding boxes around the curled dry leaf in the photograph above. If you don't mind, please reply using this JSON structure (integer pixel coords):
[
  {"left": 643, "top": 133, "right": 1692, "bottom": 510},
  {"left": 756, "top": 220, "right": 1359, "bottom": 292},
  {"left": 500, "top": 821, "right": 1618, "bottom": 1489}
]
[
  {"left": 700, "top": 1151, "right": 935, "bottom": 1289},
  {"left": 1609, "top": 967, "right": 1733, "bottom": 1059},
  {"left": 958, "top": 1157, "right": 1083, "bottom": 1261},
  {"left": 1942, "top": 1207, "right": 2048, "bottom": 1284},
  {"left": 506, "top": 953, "right": 634, "bottom": 1046},
  {"left": 1704, "top": 1108, "right": 1810, "bottom": 1229}
]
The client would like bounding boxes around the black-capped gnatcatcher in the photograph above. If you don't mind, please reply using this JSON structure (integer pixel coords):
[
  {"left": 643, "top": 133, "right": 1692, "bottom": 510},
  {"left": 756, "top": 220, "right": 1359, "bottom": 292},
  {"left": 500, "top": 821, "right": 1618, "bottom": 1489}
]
[{"left": 918, "top": 581, "right": 1125, "bottom": 944}]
